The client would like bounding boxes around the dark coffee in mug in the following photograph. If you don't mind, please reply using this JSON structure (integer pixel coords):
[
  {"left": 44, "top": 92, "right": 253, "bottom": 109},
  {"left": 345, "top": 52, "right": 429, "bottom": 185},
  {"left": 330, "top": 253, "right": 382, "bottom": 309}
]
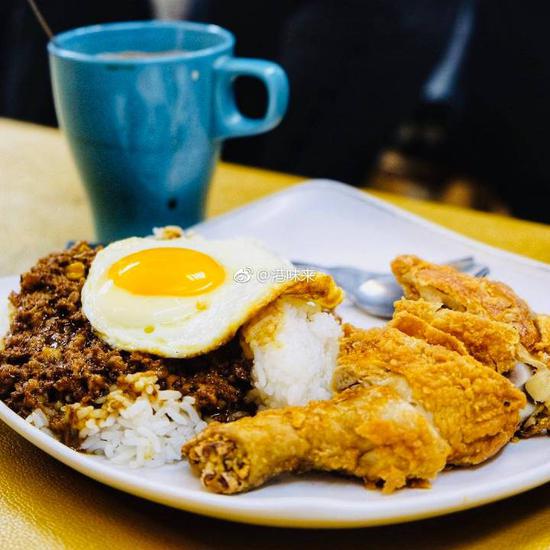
[{"left": 99, "top": 50, "right": 189, "bottom": 60}]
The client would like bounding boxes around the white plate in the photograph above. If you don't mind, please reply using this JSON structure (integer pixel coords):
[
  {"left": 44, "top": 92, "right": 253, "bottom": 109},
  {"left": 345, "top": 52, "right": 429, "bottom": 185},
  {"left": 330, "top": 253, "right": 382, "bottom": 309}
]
[{"left": 1, "top": 180, "right": 549, "bottom": 528}]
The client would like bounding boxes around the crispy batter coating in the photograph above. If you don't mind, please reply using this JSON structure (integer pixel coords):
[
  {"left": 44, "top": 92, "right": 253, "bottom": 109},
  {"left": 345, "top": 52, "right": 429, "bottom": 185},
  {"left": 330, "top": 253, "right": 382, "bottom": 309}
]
[
  {"left": 282, "top": 272, "right": 345, "bottom": 310},
  {"left": 533, "top": 315, "right": 550, "bottom": 363},
  {"left": 391, "top": 255, "right": 538, "bottom": 350},
  {"left": 393, "top": 299, "right": 519, "bottom": 373},
  {"left": 334, "top": 325, "right": 526, "bottom": 465},
  {"left": 391, "top": 310, "right": 470, "bottom": 357},
  {"left": 391, "top": 256, "right": 550, "bottom": 437},
  {"left": 183, "top": 385, "right": 449, "bottom": 494},
  {"left": 535, "top": 315, "right": 550, "bottom": 348}
]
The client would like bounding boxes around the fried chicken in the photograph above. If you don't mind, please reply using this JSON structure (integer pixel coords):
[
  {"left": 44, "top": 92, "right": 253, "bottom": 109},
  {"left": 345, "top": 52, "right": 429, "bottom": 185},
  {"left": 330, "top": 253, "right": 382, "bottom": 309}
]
[
  {"left": 533, "top": 314, "right": 550, "bottom": 361},
  {"left": 391, "top": 255, "right": 550, "bottom": 437},
  {"left": 183, "top": 384, "right": 449, "bottom": 494},
  {"left": 392, "top": 299, "right": 519, "bottom": 373},
  {"left": 334, "top": 325, "right": 526, "bottom": 465},
  {"left": 183, "top": 257, "right": 542, "bottom": 495},
  {"left": 391, "top": 255, "right": 539, "bottom": 350}
]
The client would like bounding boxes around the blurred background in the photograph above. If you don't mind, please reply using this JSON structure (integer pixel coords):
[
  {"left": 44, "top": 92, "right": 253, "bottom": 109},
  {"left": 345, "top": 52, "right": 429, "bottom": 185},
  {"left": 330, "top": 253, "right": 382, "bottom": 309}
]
[{"left": 1, "top": 0, "right": 549, "bottom": 223}]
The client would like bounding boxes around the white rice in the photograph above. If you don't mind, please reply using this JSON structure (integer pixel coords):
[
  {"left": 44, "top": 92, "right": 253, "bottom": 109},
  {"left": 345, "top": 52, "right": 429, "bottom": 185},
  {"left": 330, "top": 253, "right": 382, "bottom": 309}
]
[
  {"left": 243, "top": 297, "right": 342, "bottom": 409},
  {"left": 26, "top": 408, "right": 55, "bottom": 436},
  {"left": 27, "top": 372, "right": 206, "bottom": 468}
]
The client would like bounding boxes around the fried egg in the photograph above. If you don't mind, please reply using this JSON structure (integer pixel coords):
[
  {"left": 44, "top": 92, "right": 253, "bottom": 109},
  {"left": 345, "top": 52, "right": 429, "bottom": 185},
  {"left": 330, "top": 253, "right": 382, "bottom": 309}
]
[{"left": 81, "top": 234, "right": 296, "bottom": 358}]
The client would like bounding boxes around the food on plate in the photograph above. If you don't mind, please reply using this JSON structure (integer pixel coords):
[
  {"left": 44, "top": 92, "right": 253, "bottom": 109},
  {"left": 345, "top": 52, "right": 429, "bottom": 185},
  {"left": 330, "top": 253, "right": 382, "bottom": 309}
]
[
  {"left": 391, "top": 254, "right": 539, "bottom": 349},
  {"left": 0, "top": 240, "right": 255, "bottom": 450},
  {"left": 533, "top": 315, "right": 550, "bottom": 364},
  {"left": 334, "top": 325, "right": 525, "bottom": 465},
  {"left": 392, "top": 299, "right": 519, "bottom": 373},
  {"left": 0, "top": 229, "right": 342, "bottom": 463},
  {"left": 241, "top": 286, "right": 342, "bottom": 409},
  {"left": 391, "top": 254, "right": 550, "bottom": 438},
  {"left": 82, "top": 232, "right": 296, "bottom": 358},
  {"left": 183, "top": 384, "right": 449, "bottom": 494},
  {"left": 29, "top": 371, "right": 207, "bottom": 467},
  {"left": 522, "top": 315, "right": 550, "bottom": 435},
  {"left": 0, "top": 235, "right": 547, "bottom": 494},
  {"left": 520, "top": 363, "right": 550, "bottom": 437}
]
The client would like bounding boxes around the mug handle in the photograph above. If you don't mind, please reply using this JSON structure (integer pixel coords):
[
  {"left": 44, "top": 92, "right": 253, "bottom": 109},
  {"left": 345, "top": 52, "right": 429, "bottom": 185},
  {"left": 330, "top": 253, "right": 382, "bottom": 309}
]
[{"left": 213, "top": 57, "right": 289, "bottom": 139}]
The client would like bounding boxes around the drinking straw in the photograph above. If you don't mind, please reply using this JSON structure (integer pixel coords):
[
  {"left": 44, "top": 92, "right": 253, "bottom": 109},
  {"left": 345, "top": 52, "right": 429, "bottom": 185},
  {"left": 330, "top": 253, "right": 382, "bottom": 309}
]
[{"left": 25, "top": 0, "right": 55, "bottom": 41}]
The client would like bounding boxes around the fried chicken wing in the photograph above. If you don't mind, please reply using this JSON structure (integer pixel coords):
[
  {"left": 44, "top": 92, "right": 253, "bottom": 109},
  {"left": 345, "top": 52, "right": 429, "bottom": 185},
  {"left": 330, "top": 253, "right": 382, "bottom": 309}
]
[
  {"left": 393, "top": 299, "right": 520, "bottom": 373},
  {"left": 334, "top": 325, "right": 526, "bottom": 465},
  {"left": 391, "top": 255, "right": 538, "bottom": 350},
  {"left": 183, "top": 385, "right": 449, "bottom": 494}
]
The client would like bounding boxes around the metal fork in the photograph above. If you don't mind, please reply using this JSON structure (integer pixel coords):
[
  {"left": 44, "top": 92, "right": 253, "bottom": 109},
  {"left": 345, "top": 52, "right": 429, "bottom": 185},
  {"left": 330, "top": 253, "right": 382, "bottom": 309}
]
[{"left": 292, "top": 257, "right": 489, "bottom": 318}]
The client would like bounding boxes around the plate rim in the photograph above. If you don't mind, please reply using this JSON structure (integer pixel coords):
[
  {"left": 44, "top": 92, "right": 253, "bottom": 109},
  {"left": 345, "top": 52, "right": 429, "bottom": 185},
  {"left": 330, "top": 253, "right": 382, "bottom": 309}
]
[
  {"left": 1, "top": 179, "right": 549, "bottom": 528},
  {"left": 0, "top": 397, "right": 549, "bottom": 529}
]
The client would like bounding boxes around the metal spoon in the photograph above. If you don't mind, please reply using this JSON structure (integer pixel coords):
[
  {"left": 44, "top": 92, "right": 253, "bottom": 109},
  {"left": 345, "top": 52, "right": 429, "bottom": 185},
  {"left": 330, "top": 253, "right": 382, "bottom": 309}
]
[{"left": 292, "top": 257, "right": 489, "bottom": 319}]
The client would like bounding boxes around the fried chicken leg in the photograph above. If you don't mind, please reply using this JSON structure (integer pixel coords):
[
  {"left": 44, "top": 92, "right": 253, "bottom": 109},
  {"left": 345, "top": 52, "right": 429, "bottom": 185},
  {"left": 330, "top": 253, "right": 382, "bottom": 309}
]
[{"left": 183, "top": 385, "right": 449, "bottom": 494}]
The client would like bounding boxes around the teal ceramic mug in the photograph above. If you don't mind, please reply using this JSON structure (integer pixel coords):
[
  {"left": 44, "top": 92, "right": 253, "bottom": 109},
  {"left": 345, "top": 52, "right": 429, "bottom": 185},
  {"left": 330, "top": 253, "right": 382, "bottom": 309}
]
[{"left": 48, "top": 21, "right": 289, "bottom": 242}]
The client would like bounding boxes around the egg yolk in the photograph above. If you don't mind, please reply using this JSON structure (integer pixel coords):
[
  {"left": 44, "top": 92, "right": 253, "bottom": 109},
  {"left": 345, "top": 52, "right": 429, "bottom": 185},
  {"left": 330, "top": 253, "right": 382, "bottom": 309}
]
[{"left": 108, "top": 247, "right": 225, "bottom": 297}]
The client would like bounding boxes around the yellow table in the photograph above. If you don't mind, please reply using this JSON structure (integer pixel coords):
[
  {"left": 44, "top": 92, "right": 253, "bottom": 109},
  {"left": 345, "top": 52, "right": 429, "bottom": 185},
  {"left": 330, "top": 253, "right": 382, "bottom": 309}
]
[{"left": 0, "top": 118, "right": 548, "bottom": 549}]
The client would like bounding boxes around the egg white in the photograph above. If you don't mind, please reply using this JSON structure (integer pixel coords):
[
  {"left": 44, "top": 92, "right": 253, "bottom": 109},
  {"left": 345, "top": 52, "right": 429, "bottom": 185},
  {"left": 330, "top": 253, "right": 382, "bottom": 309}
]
[{"left": 81, "top": 235, "right": 294, "bottom": 358}]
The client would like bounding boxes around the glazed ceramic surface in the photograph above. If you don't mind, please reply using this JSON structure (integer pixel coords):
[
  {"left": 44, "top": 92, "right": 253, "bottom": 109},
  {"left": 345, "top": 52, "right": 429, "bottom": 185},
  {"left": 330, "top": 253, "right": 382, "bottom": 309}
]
[{"left": 49, "top": 21, "right": 288, "bottom": 242}]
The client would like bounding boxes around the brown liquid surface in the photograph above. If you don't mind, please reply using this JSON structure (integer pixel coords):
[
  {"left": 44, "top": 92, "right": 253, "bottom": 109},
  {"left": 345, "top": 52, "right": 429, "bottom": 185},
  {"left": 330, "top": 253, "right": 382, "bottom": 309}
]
[{"left": 99, "top": 49, "right": 188, "bottom": 60}]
